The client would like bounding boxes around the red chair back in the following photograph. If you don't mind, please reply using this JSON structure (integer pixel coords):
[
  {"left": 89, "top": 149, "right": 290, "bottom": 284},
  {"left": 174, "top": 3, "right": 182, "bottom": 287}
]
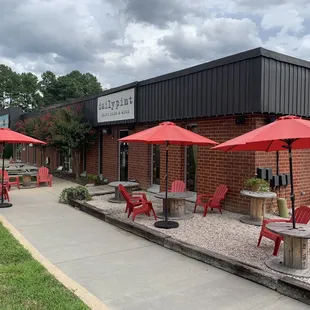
[
  {"left": 290, "top": 206, "right": 310, "bottom": 224},
  {"left": 211, "top": 185, "right": 228, "bottom": 204},
  {"left": 118, "top": 184, "right": 131, "bottom": 202},
  {"left": 38, "top": 167, "right": 49, "bottom": 179},
  {"left": 171, "top": 180, "right": 186, "bottom": 192}
]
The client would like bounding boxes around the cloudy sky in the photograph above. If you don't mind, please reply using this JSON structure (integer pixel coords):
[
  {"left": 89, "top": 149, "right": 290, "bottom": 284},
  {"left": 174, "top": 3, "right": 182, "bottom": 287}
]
[{"left": 1, "top": 0, "right": 310, "bottom": 88}]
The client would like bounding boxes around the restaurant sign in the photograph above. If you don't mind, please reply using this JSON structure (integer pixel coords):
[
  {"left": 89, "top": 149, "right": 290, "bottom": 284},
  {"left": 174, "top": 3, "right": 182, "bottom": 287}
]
[{"left": 97, "top": 88, "right": 135, "bottom": 123}]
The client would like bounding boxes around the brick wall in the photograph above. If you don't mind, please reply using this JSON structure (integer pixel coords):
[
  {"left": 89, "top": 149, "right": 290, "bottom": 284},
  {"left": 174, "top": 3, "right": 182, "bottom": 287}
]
[
  {"left": 254, "top": 117, "right": 310, "bottom": 211},
  {"left": 128, "top": 125, "right": 151, "bottom": 189},
  {"left": 86, "top": 135, "right": 99, "bottom": 175},
  {"left": 81, "top": 114, "right": 310, "bottom": 214},
  {"left": 102, "top": 130, "right": 118, "bottom": 181}
]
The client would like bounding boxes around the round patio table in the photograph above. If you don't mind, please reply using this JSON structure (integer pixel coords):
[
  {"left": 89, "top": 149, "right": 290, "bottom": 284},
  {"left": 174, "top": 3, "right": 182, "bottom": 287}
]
[
  {"left": 155, "top": 192, "right": 194, "bottom": 220},
  {"left": 240, "top": 190, "right": 277, "bottom": 226},
  {"left": 265, "top": 222, "right": 310, "bottom": 277},
  {"left": 108, "top": 181, "right": 139, "bottom": 203}
]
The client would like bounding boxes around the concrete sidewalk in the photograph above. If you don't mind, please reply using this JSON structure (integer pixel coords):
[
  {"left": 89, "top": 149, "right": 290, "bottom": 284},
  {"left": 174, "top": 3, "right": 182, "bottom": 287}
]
[{"left": 0, "top": 179, "right": 309, "bottom": 310}]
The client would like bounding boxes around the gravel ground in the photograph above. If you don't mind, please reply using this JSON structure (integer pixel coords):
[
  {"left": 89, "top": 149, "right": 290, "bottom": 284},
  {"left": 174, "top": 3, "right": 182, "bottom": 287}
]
[{"left": 90, "top": 192, "right": 310, "bottom": 284}]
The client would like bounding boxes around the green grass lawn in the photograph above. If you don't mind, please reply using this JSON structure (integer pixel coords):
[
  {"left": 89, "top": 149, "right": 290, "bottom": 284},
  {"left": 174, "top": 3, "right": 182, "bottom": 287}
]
[{"left": 0, "top": 223, "right": 90, "bottom": 310}]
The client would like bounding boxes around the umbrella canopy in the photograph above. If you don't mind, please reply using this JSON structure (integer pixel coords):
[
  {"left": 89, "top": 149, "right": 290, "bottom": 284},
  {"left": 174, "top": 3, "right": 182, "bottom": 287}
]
[
  {"left": 0, "top": 128, "right": 46, "bottom": 208},
  {"left": 119, "top": 121, "right": 218, "bottom": 145},
  {"left": 212, "top": 115, "right": 310, "bottom": 229},
  {"left": 0, "top": 128, "right": 46, "bottom": 145},
  {"left": 119, "top": 121, "right": 218, "bottom": 229},
  {"left": 212, "top": 115, "right": 310, "bottom": 152}
]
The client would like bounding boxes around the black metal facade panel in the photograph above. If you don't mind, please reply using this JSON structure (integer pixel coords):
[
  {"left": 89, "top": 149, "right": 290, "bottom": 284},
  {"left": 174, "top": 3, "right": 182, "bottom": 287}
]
[
  {"left": 137, "top": 57, "right": 262, "bottom": 122},
  {"left": 261, "top": 57, "right": 310, "bottom": 116},
  {"left": 0, "top": 107, "right": 22, "bottom": 129}
]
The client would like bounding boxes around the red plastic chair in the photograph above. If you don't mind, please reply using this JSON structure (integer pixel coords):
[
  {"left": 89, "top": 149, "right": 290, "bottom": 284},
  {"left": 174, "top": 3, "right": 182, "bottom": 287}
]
[
  {"left": 0, "top": 169, "right": 20, "bottom": 190},
  {"left": 118, "top": 184, "right": 157, "bottom": 222},
  {"left": 0, "top": 184, "right": 10, "bottom": 202},
  {"left": 169, "top": 180, "right": 186, "bottom": 192},
  {"left": 257, "top": 205, "right": 310, "bottom": 256},
  {"left": 194, "top": 184, "right": 228, "bottom": 216},
  {"left": 36, "top": 167, "right": 53, "bottom": 187}
]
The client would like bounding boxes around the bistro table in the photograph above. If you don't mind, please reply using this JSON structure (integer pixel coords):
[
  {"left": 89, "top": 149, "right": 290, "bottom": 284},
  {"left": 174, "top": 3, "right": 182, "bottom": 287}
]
[
  {"left": 108, "top": 181, "right": 139, "bottom": 203},
  {"left": 239, "top": 190, "right": 277, "bottom": 226},
  {"left": 155, "top": 192, "right": 194, "bottom": 220},
  {"left": 265, "top": 222, "right": 310, "bottom": 277}
]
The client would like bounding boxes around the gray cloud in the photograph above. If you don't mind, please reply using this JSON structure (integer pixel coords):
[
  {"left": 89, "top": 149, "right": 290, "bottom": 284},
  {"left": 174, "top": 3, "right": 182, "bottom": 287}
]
[
  {"left": 0, "top": 0, "right": 309, "bottom": 89},
  {"left": 107, "top": 0, "right": 187, "bottom": 28},
  {"left": 158, "top": 18, "right": 262, "bottom": 62}
]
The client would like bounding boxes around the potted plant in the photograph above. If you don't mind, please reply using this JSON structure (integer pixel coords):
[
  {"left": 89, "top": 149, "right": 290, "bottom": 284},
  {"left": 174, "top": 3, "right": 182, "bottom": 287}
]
[
  {"left": 87, "top": 174, "right": 98, "bottom": 185},
  {"left": 244, "top": 177, "right": 270, "bottom": 192}
]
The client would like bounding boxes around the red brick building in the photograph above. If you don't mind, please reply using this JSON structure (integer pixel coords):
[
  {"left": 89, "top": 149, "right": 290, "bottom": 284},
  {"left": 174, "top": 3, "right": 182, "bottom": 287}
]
[{"left": 14, "top": 47, "right": 310, "bottom": 214}]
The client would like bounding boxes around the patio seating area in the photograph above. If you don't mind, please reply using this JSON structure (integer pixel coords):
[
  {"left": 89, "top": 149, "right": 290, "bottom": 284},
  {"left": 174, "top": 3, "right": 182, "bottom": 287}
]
[{"left": 89, "top": 190, "right": 310, "bottom": 285}]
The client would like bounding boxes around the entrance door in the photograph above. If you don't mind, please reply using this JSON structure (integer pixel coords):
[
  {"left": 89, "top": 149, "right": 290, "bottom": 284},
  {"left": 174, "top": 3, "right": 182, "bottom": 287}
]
[
  {"left": 185, "top": 125, "right": 198, "bottom": 191},
  {"left": 152, "top": 145, "right": 160, "bottom": 185},
  {"left": 119, "top": 130, "right": 129, "bottom": 181}
]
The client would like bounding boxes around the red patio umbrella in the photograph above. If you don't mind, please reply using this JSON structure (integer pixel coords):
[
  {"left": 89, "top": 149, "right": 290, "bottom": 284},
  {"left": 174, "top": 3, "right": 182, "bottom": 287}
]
[
  {"left": 119, "top": 122, "right": 218, "bottom": 229},
  {"left": 212, "top": 115, "right": 310, "bottom": 229},
  {"left": 0, "top": 128, "right": 46, "bottom": 208}
]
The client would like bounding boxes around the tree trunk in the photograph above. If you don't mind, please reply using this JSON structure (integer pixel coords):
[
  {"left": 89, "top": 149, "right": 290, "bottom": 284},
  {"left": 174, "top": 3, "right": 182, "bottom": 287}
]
[{"left": 73, "top": 149, "right": 81, "bottom": 179}]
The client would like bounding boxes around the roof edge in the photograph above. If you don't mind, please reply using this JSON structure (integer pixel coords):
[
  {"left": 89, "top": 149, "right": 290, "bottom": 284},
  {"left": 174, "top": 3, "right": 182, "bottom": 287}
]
[
  {"left": 139, "top": 47, "right": 263, "bottom": 86},
  {"left": 260, "top": 48, "right": 310, "bottom": 69}
]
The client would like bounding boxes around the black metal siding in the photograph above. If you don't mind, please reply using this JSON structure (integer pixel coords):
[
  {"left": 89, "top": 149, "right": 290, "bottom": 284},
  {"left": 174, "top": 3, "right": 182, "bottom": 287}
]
[
  {"left": 0, "top": 107, "right": 22, "bottom": 129},
  {"left": 137, "top": 57, "right": 262, "bottom": 122},
  {"left": 261, "top": 57, "right": 310, "bottom": 116}
]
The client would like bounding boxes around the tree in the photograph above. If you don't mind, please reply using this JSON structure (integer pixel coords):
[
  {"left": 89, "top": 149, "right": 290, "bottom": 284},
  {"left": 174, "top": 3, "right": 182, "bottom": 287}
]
[
  {"left": 49, "top": 106, "right": 96, "bottom": 178},
  {"left": 40, "top": 70, "right": 103, "bottom": 106},
  {"left": 16, "top": 105, "right": 96, "bottom": 178},
  {"left": 13, "top": 73, "right": 43, "bottom": 111},
  {"left": 0, "top": 65, "right": 19, "bottom": 109},
  {"left": 0, "top": 64, "right": 104, "bottom": 111}
]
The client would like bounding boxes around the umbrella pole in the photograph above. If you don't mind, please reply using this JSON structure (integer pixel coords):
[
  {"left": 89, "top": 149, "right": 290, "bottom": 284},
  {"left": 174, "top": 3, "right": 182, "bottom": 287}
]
[
  {"left": 276, "top": 151, "right": 279, "bottom": 175},
  {"left": 164, "top": 141, "right": 169, "bottom": 222},
  {"left": 0, "top": 142, "right": 12, "bottom": 208},
  {"left": 154, "top": 141, "right": 179, "bottom": 229},
  {"left": 288, "top": 146, "right": 296, "bottom": 229}
]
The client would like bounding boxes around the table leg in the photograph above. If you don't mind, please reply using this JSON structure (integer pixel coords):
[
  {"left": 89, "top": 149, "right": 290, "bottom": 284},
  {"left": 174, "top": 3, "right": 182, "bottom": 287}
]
[
  {"left": 167, "top": 199, "right": 186, "bottom": 217},
  {"left": 23, "top": 175, "right": 32, "bottom": 188},
  {"left": 114, "top": 187, "right": 125, "bottom": 202},
  {"left": 249, "top": 198, "right": 264, "bottom": 221},
  {"left": 283, "top": 236, "right": 308, "bottom": 270}
]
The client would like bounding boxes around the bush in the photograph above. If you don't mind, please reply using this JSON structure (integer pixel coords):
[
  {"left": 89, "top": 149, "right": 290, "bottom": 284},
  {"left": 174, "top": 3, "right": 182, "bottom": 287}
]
[{"left": 59, "top": 186, "right": 91, "bottom": 204}]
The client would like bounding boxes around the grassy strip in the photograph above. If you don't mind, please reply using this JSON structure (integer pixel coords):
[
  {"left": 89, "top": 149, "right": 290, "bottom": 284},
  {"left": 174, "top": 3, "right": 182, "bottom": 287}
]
[{"left": 0, "top": 223, "right": 90, "bottom": 310}]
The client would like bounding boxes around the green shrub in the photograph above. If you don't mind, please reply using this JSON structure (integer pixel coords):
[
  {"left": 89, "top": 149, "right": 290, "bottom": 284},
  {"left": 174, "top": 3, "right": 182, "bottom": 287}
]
[
  {"left": 59, "top": 186, "right": 92, "bottom": 204},
  {"left": 244, "top": 177, "right": 270, "bottom": 192}
]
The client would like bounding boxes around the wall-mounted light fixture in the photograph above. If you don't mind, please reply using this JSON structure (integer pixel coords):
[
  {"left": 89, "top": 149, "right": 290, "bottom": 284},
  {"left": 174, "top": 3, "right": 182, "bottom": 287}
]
[
  {"left": 28, "top": 143, "right": 33, "bottom": 147},
  {"left": 235, "top": 115, "right": 245, "bottom": 125},
  {"left": 265, "top": 115, "right": 277, "bottom": 124}
]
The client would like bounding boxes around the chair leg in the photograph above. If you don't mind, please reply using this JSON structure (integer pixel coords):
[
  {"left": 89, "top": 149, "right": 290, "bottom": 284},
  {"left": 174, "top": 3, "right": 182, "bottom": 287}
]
[
  {"left": 218, "top": 207, "right": 222, "bottom": 214},
  {"left": 257, "top": 234, "right": 263, "bottom": 247},
  {"left": 273, "top": 238, "right": 281, "bottom": 256},
  {"left": 132, "top": 212, "right": 136, "bottom": 222},
  {"left": 203, "top": 206, "right": 208, "bottom": 217},
  {"left": 194, "top": 203, "right": 197, "bottom": 213}
]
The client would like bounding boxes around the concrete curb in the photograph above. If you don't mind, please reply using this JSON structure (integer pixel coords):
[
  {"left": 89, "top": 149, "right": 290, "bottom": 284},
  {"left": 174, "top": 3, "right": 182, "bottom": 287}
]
[
  {"left": 0, "top": 214, "right": 110, "bottom": 310},
  {"left": 68, "top": 199, "right": 310, "bottom": 306}
]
